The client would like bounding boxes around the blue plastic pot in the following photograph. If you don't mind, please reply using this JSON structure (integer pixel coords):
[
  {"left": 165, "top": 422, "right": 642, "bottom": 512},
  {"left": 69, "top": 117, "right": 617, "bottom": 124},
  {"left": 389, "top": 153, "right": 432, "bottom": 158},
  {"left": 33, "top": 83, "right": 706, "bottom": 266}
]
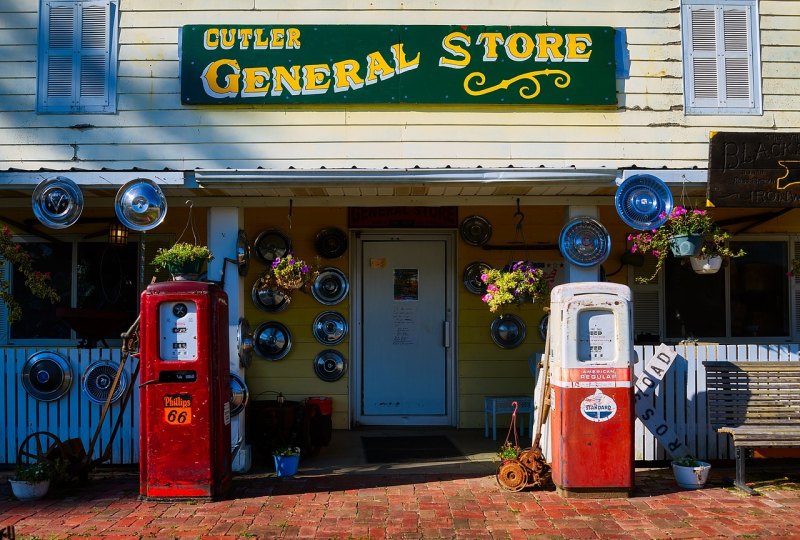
[{"left": 273, "top": 454, "right": 300, "bottom": 477}]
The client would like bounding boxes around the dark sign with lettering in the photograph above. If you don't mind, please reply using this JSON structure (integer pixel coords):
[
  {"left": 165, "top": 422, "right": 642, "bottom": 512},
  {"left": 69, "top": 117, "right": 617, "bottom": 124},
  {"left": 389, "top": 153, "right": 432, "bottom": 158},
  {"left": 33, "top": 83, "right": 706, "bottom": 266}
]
[
  {"left": 348, "top": 207, "right": 458, "bottom": 228},
  {"left": 180, "top": 25, "right": 617, "bottom": 106},
  {"left": 708, "top": 131, "right": 800, "bottom": 207}
]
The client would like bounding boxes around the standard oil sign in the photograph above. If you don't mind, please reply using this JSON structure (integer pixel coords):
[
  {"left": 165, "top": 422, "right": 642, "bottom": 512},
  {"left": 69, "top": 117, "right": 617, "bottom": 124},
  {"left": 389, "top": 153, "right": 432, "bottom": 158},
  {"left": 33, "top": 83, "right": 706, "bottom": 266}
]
[{"left": 180, "top": 25, "right": 616, "bottom": 105}]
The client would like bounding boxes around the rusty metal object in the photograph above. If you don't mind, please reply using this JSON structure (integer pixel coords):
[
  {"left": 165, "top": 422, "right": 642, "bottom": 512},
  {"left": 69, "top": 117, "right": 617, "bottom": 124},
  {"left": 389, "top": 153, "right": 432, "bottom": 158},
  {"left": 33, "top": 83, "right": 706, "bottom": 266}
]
[{"left": 496, "top": 460, "right": 528, "bottom": 492}]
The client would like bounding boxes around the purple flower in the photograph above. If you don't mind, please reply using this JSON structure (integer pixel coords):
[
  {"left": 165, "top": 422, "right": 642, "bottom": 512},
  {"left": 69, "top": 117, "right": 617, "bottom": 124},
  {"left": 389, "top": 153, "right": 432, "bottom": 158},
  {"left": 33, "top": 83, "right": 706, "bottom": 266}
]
[
  {"left": 272, "top": 258, "right": 280, "bottom": 269},
  {"left": 301, "top": 265, "right": 309, "bottom": 273}
]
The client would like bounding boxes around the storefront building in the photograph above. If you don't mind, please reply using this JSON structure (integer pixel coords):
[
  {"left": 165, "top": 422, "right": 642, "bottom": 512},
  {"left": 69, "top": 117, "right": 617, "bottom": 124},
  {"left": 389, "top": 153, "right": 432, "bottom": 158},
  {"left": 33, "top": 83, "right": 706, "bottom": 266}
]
[{"left": 1, "top": 1, "right": 799, "bottom": 466}]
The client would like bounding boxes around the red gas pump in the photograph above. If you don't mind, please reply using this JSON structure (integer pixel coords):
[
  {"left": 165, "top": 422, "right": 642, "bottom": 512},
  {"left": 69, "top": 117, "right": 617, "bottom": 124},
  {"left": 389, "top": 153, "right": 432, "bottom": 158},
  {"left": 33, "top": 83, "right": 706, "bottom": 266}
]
[
  {"left": 549, "top": 282, "right": 635, "bottom": 497},
  {"left": 139, "top": 281, "right": 232, "bottom": 500}
]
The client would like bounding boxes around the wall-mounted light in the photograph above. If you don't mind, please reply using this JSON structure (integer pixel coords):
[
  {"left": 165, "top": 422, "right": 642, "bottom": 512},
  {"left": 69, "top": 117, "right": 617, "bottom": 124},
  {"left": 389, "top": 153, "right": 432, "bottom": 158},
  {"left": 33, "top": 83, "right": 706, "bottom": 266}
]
[{"left": 108, "top": 222, "right": 129, "bottom": 246}]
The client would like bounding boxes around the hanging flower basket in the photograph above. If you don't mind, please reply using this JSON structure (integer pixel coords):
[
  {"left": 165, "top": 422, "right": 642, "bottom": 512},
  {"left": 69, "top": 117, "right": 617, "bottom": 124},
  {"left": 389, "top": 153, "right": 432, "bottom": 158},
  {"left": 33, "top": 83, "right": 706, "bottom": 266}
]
[
  {"left": 690, "top": 255, "right": 723, "bottom": 275},
  {"left": 628, "top": 206, "right": 744, "bottom": 284},
  {"left": 480, "top": 261, "right": 551, "bottom": 313},
  {"left": 151, "top": 242, "right": 213, "bottom": 281},
  {"left": 259, "top": 253, "right": 319, "bottom": 297},
  {"left": 668, "top": 234, "right": 703, "bottom": 257}
]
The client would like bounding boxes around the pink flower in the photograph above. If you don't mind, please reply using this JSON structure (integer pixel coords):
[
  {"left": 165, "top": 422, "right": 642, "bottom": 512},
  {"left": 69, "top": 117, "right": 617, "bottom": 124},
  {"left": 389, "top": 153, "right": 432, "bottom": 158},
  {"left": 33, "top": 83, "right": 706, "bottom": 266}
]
[{"left": 480, "top": 273, "right": 489, "bottom": 283}]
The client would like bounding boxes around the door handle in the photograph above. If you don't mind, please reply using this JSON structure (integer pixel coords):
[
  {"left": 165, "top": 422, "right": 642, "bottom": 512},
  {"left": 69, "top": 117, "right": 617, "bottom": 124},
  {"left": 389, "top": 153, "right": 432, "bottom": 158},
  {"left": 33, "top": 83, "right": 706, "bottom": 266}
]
[{"left": 443, "top": 321, "right": 450, "bottom": 348}]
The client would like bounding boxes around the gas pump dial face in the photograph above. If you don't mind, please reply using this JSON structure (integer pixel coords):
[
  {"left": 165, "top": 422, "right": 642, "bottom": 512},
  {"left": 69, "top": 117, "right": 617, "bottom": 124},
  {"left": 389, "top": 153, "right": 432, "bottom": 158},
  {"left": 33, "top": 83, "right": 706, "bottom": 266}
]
[
  {"left": 160, "top": 301, "right": 198, "bottom": 361},
  {"left": 578, "top": 309, "right": 615, "bottom": 362}
]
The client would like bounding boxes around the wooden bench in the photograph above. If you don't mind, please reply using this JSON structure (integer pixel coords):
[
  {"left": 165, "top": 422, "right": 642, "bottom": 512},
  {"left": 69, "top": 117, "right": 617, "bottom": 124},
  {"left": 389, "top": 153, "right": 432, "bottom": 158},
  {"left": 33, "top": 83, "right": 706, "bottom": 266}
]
[{"left": 703, "top": 361, "right": 800, "bottom": 495}]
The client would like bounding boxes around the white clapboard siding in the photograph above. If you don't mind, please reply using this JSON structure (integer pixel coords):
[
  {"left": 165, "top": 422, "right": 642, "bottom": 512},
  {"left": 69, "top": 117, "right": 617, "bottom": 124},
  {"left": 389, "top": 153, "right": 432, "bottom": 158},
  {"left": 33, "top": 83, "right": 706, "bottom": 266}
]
[
  {"left": 535, "top": 343, "right": 800, "bottom": 463},
  {"left": 0, "top": 347, "right": 140, "bottom": 465},
  {"left": 1, "top": 1, "right": 798, "bottom": 171}
]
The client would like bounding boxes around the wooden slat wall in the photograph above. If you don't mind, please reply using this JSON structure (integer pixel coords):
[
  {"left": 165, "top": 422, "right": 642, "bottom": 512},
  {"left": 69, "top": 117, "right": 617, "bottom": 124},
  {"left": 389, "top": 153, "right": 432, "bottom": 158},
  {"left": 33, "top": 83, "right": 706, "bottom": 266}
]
[
  {"left": 0, "top": 347, "right": 140, "bottom": 465},
  {"left": 1, "top": 1, "right": 799, "bottom": 170}
]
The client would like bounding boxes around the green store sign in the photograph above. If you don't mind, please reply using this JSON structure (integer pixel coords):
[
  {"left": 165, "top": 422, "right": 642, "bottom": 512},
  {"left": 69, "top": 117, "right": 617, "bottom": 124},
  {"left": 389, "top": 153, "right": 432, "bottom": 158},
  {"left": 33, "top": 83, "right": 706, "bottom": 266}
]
[{"left": 180, "top": 25, "right": 617, "bottom": 106}]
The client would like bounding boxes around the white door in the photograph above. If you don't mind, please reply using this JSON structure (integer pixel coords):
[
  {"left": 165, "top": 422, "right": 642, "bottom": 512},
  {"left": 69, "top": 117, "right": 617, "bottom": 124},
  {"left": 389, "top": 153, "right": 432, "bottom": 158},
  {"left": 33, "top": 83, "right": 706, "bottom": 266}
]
[{"left": 356, "top": 233, "right": 454, "bottom": 425}]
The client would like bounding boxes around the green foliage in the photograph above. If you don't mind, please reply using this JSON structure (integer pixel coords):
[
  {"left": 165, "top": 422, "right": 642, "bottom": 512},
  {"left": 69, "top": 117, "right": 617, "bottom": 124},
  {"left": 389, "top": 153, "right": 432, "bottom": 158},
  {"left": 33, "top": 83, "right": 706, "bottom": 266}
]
[
  {"left": 0, "top": 226, "right": 60, "bottom": 323},
  {"left": 496, "top": 441, "right": 521, "bottom": 461},
  {"left": 480, "top": 261, "right": 551, "bottom": 313},
  {"left": 262, "top": 253, "right": 318, "bottom": 293},
  {"left": 151, "top": 242, "right": 213, "bottom": 269},
  {"left": 14, "top": 461, "right": 52, "bottom": 482},
  {"left": 673, "top": 455, "right": 702, "bottom": 467},
  {"left": 628, "top": 206, "right": 745, "bottom": 284}
]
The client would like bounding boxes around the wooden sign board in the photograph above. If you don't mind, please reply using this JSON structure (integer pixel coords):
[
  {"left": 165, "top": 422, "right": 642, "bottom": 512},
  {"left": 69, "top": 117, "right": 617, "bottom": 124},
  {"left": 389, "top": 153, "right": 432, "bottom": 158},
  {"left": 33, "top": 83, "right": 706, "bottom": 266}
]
[{"left": 707, "top": 131, "right": 800, "bottom": 207}]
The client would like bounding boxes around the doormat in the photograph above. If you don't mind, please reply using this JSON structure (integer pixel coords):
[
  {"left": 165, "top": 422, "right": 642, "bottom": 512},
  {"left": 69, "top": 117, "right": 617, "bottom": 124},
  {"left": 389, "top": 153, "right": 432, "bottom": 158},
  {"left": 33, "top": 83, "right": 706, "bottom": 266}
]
[{"left": 361, "top": 435, "right": 463, "bottom": 463}]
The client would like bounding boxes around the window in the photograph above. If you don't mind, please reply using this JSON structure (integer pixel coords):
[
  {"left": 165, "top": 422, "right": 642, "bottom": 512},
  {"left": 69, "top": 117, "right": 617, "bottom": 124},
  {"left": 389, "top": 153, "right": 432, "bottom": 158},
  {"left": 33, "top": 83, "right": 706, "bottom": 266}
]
[
  {"left": 1, "top": 236, "right": 170, "bottom": 346},
  {"left": 37, "top": 0, "right": 119, "bottom": 113},
  {"left": 681, "top": 0, "right": 761, "bottom": 115},
  {"left": 633, "top": 239, "right": 794, "bottom": 343}
]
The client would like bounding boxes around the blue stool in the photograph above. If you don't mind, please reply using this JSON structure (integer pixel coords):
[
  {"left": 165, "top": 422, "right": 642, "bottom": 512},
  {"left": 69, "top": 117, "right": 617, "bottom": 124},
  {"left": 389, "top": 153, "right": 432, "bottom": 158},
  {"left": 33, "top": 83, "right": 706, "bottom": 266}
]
[{"left": 484, "top": 396, "right": 534, "bottom": 441}]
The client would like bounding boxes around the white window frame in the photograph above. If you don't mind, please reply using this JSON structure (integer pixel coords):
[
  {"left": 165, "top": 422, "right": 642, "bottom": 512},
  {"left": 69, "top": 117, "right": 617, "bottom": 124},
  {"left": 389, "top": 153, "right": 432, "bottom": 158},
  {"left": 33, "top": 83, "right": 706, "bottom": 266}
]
[
  {"left": 36, "top": 0, "right": 119, "bottom": 114},
  {"left": 681, "top": 0, "right": 762, "bottom": 115}
]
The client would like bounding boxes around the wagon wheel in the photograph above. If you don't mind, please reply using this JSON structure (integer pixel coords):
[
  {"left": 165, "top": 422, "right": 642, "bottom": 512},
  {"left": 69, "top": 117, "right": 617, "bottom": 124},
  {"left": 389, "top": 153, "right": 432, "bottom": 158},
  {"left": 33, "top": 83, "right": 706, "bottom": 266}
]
[
  {"left": 496, "top": 460, "right": 528, "bottom": 492},
  {"left": 16, "top": 431, "right": 67, "bottom": 466}
]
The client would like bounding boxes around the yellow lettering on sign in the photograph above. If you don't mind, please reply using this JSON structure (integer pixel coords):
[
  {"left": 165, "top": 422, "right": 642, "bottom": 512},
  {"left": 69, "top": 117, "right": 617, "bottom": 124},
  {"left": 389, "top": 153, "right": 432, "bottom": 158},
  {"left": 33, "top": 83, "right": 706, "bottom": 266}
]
[
  {"left": 237, "top": 28, "right": 254, "bottom": 49},
  {"left": 391, "top": 43, "right": 420, "bottom": 74},
  {"left": 505, "top": 32, "right": 535, "bottom": 61},
  {"left": 365, "top": 50, "right": 396, "bottom": 85},
  {"left": 204, "top": 28, "right": 219, "bottom": 50},
  {"left": 219, "top": 28, "right": 236, "bottom": 50},
  {"left": 242, "top": 67, "right": 271, "bottom": 97},
  {"left": 332, "top": 59, "right": 364, "bottom": 92},
  {"left": 477, "top": 32, "right": 504, "bottom": 61},
  {"left": 439, "top": 32, "right": 471, "bottom": 69},
  {"left": 535, "top": 33, "right": 565, "bottom": 62},
  {"left": 565, "top": 33, "right": 592, "bottom": 62},
  {"left": 270, "top": 28, "right": 285, "bottom": 48},
  {"left": 286, "top": 27, "right": 301, "bottom": 49},
  {"left": 254, "top": 28, "right": 270, "bottom": 49},
  {"left": 302, "top": 64, "right": 331, "bottom": 95},
  {"left": 201, "top": 58, "right": 241, "bottom": 98},
  {"left": 271, "top": 65, "right": 302, "bottom": 96}
]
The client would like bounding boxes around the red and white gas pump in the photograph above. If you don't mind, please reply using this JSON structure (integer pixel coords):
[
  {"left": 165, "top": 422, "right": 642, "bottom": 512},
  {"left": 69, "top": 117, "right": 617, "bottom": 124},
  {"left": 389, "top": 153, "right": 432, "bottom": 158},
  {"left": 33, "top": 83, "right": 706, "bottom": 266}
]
[
  {"left": 549, "top": 282, "right": 635, "bottom": 497},
  {"left": 139, "top": 280, "right": 232, "bottom": 500}
]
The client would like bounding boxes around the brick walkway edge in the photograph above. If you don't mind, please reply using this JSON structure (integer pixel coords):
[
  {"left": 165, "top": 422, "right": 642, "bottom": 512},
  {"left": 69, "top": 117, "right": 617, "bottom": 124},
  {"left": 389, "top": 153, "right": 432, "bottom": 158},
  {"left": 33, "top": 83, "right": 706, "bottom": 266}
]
[{"left": 2, "top": 466, "right": 800, "bottom": 539}]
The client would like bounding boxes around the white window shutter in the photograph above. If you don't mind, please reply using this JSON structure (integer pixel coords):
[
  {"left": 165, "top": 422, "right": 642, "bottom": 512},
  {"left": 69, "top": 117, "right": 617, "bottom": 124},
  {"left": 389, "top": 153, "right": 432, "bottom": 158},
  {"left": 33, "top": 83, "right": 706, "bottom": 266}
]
[
  {"left": 37, "top": 0, "right": 117, "bottom": 113},
  {"left": 722, "top": 6, "right": 754, "bottom": 108},
  {"left": 683, "top": 0, "right": 760, "bottom": 115},
  {"left": 686, "top": 7, "right": 718, "bottom": 108}
]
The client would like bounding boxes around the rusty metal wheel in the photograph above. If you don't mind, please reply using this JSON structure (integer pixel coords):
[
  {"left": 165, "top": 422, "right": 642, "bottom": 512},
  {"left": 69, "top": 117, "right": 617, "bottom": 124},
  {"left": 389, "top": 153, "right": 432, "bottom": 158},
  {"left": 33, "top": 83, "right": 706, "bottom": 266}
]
[
  {"left": 496, "top": 460, "right": 528, "bottom": 492},
  {"left": 16, "top": 431, "right": 66, "bottom": 466}
]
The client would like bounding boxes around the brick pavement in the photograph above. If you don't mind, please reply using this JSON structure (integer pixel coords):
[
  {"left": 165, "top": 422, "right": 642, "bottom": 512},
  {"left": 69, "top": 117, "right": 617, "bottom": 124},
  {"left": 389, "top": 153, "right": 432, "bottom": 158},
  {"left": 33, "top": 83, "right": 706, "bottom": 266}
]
[{"left": 1, "top": 464, "right": 800, "bottom": 539}]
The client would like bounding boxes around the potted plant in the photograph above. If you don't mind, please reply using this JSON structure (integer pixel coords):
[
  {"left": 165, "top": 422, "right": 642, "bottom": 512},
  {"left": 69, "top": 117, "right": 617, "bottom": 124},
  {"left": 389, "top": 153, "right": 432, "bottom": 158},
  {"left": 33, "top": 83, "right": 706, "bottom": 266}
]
[
  {"left": 259, "top": 253, "right": 318, "bottom": 297},
  {"left": 628, "top": 206, "right": 744, "bottom": 283},
  {"left": 272, "top": 446, "right": 301, "bottom": 477},
  {"left": 480, "top": 261, "right": 551, "bottom": 313},
  {"left": 8, "top": 461, "right": 52, "bottom": 501},
  {"left": 689, "top": 231, "right": 745, "bottom": 275},
  {"left": 151, "top": 242, "right": 213, "bottom": 280},
  {"left": 671, "top": 455, "right": 711, "bottom": 489},
  {"left": 496, "top": 441, "right": 522, "bottom": 462}
]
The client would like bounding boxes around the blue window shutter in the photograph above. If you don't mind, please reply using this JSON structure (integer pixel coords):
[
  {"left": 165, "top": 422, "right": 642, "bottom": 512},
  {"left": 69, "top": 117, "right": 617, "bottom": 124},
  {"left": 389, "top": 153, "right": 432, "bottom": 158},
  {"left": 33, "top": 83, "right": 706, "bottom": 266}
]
[
  {"left": 37, "top": 0, "right": 117, "bottom": 113},
  {"left": 0, "top": 259, "right": 9, "bottom": 345}
]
